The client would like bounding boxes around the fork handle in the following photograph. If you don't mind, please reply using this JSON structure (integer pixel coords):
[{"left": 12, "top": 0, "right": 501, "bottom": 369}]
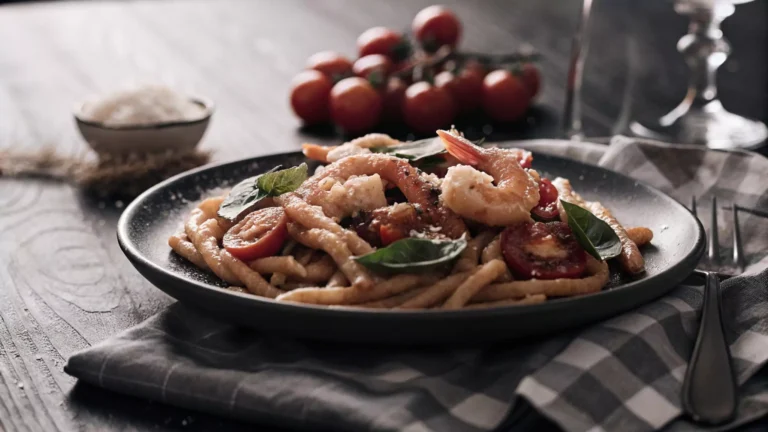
[{"left": 681, "top": 272, "right": 737, "bottom": 424}]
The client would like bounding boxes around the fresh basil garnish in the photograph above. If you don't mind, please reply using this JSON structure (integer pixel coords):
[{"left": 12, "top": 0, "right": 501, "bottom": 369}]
[
  {"left": 353, "top": 237, "right": 467, "bottom": 274},
  {"left": 256, "top": 163, "right": 308, "bottom": 196},
  {"left": 217, "top": 163, "right": 308, "bottom": 221},
  {"left": 560, "top": 200, "right": 621, "bottom": 261},
  {"left": 369, "top": 137, "right": 447, "bottom": 162}
]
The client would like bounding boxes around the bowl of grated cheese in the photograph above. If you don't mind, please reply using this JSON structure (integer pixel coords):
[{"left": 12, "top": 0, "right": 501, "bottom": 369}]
[{"left": 74, "top": 85, "right": 213, "bottom": 155}]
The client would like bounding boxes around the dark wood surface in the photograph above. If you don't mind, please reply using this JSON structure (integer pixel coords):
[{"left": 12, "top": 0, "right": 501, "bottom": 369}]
[{"left": 0, "top": 0, "right": 766, "bottom": 431}]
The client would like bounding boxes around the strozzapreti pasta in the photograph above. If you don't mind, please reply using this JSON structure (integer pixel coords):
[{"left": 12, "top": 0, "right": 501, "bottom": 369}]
[{"left": 170, "top": 130, "right": 652, "bottom": 310}]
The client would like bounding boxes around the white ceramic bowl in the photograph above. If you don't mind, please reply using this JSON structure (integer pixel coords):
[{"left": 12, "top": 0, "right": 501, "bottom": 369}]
[{"left": 74, "top": 97, "right": 213, "bottom": 155}]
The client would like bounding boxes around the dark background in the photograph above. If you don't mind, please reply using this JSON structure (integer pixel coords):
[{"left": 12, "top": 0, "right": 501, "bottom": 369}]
[{"left": 0, "top": 1, "right": 766, "bottom": 431}]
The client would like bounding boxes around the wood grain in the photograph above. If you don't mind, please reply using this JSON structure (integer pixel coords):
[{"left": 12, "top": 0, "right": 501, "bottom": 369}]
[{"left": 0, "top": 0, "right": 765, "bottom": 431}]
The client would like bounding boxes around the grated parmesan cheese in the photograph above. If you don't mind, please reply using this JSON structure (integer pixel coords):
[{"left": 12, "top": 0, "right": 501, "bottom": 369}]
[{"left": 82, "top": 85, "right": 206, "bottom": 126}]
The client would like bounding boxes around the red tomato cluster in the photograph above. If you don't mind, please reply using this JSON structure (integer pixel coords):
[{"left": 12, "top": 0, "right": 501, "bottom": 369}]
[{"left": 289, "top": 5, "right": 541, "bottom": 135}]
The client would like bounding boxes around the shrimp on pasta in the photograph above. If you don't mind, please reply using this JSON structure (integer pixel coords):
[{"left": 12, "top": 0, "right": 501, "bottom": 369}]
[
  {"left": 170, "top": 129, "right": 652, "bottom": 310},
  {"left": 437, "top": 130, "right": 540, "bottom": 226}
]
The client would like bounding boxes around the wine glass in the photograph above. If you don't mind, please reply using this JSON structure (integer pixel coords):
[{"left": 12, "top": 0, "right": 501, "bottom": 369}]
[{"left": 630, "top": 0, "right": 767, "bottom": 149}]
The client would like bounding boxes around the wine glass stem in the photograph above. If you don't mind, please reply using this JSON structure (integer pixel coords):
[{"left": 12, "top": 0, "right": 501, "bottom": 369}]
[
  {"left": 677, "top": 3, "right": 734, "bottom": 109},
  {"left": 562, "top": 0, "right": 593, "bottom": 140}
]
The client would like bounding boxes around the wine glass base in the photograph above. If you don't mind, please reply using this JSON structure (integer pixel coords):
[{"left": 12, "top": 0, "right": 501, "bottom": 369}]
[{"left": 631, "top": 101, "right": 768, "bottom": 150}]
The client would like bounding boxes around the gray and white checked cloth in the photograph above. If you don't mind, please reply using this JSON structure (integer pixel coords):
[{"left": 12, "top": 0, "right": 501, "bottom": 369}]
[{"left": 65, "top": 136, "right": 768, "bottom": 432}]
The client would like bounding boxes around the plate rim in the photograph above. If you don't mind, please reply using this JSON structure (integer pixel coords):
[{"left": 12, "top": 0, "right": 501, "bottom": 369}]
[{"left": 117, "top": 147, "right": 705, "bottom": 321}]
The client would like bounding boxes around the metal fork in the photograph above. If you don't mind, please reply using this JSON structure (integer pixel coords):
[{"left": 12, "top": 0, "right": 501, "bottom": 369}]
[{"left": 681, "top": 196, "right": 739, "bottom": 424}]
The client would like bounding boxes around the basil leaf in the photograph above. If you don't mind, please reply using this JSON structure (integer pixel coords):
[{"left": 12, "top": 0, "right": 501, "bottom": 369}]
[
  {"left": 257, "top": 163, "right": 308, "bottom": 196},
  {"left": 560, "top": 200, "right": 622, "bottom": 261},
  {"left": 217, "top": 164, "right": 307, "bottom": 221},
  {"left": 370, "top": 137, "right": 446, "bottom": 162},
  {"left": 353, "top": 237, "right": 467, "bottom": 274}
]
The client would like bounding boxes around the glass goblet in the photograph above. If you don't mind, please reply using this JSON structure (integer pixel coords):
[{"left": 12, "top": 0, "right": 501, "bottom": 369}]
[{"left": 631, "top": 0, "right": 767, "bottom": 149}]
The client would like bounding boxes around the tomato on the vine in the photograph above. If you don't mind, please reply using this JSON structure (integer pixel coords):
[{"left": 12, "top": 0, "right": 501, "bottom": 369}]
[
  {"left": 289, "top": 70, "right": 332, "bottom": 124},
  {"left": 501, "top": 222, "right": 586, "bottom": 280},
  {"left": 306, "top": 51, "right": 353, "bottom": 79},
  {"left": 462, "top": 60, "right": 487, "bottom": 78},
  {"left": 482, "top": 69, "right": 530, "bottom": 122},
  {"left": 357, "top": 27, "right": 404, "bottom": 59},
  {"left": 434, "top": 67, "right": 484, "bottom": 114},
  {"left": 352, "top": 54, "right": 393, "bottom": 80},
  {"left": 330, "top": 77, "right": 382, "bottom": 134},
  {"left": 412, "top": 5, "right": 462, "bottom": 52},
  {"left": 382, "top": 76, "right": 407, "bottom": 123},
  {"left": 391, "top": 59, "right": 415, "bottom": 77},
  {"left": 403, "top": 81, "right": 457, "bottom": 134},
  {"left": 520, "top": 62, "right": 541, "bottom": 99},
  {"left": 224, "top": 208, "right": 288, "bottom": 261}
]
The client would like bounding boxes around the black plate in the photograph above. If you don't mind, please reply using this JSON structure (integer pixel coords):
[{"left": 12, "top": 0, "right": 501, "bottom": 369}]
[{"left": 117, "top": 146, "right": 705, "bottom": 344}]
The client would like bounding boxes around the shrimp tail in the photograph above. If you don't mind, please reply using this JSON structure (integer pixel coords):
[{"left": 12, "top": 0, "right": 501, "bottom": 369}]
[
  {"left": 437, "top": 130, "right": 483, "bottom": 166},
  {"left": 302, "top": 143, "right": 336, "bottom": 163}
]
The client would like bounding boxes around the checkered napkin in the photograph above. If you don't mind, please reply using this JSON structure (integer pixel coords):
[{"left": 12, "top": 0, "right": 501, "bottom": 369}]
[{"left": 65, "top": 137, "right": 768, "bottom": 432}]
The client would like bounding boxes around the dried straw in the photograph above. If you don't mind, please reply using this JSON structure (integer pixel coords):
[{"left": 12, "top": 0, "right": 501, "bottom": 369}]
[{"left": 0, "top": 147, "right": 210, "bottom": 198}]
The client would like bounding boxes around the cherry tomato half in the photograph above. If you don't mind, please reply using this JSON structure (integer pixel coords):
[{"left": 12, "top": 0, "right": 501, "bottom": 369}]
[
  {"left": 224, "top": 207, "right": 288, "bottom": 261},
  {"left": 289, "top": 70, "right": 333, "bottom": 124},
  {"left": 412, "top": 5, "right": 462, "bottom": 52},
  {"left": 352, "top": 54, "right": 393, "bottom": 80},
  {"left": 482, "top": 69, "right": 530, "bottom": 122},
  {"left": 306, "top": 51, "right": 353, "bottom": 79},
  {"left": 435, "top": 68, "right": 484, "bottom": 114},
  {"left": 330, "top": 77, "right": 383, "bottom": 134},
  {"left": 520, "top": 62, "right": 541, "bottom": 99},
  {"left": 500, "top": 222, "right": 586, "bottom": 280},
  {"left": 357, "top": 27, "right": 403, "bottom": 59},
  {"left": 403, "top": 81, "right": 457, "bottom": 134},
  {"left": 382, "top": 76, "right": 408, "bottom": 123},
  {"left": 531, "top": 178, "right": 560, "bottom": 221}
]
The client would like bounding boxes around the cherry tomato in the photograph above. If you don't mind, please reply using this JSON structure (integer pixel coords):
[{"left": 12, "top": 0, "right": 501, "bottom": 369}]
[
  {"left": 392, "top": 59, "right": 415, "bottom": 77},
  {"left": 520, "top": 62, "right": 541, "bottom": 99},
  {"left": 379, "top": 224, "right": 407, "bottom": 246},
  {"left": 434, "top": 68, "right": 484, "bottom": 114},
  {"left": 538, "top": 178, "right": 559, "bottom": 204},
  {"left": 306, "top": 51, "right": 353, "bottom": 79},
  {"left": 463, "top": 60, "right": 487, "bottom": 78},
  {"left": 482, "top": 69, "right": 531, "bottom": 122},
  {"left": 403, "top": 81, "right": 457, "bottom": 134},
  {"left": 224, "top": 208, "right": 288, "bottom": 261},
  {"left": 412, "top": 5, "right": 462, "bottom": 51},
  {"left": 289, "top": 70, "right": 333, "bottom": 124},
  {"left": 352, "top": 54, "right": 393, "bottom": 80},
  {"left": 501, "top": 222, "right": 586, "bottom": 280},
  {"left": 330, "top": 77, "right": 382, "bottom": 134},
  {"left": 516, "top": 150, "right": 533, "bottom": 169},
  {"left": 350, "top": 204, "right": 418, "bottom": 247},
  {"left": 382, "top": 76, "right": 407, "bottom": 123},
  {"left": 531, "top": 178, "right": 560, "bottom": 221},
  {"left": 357, "top": 27, "right": 404, "bottom": 59}
]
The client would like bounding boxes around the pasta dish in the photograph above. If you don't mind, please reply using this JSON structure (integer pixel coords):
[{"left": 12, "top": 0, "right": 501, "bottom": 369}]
[{"left": 169, "top": 129, "right": 652, "bottom": 310}]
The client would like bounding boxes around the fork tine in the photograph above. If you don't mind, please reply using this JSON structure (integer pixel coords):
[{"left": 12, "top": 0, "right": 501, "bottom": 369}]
[
  {"left": 691, "top": 195, "right": 698, "bottom": 217},
  {"left": 737, "top": 205, "right": 768, "bottom": 219},
  {"left": 709, "top": 197, "right": 719, "bottom": 263},
  {"left": 733, "top": 205, "right": 744, "bottom": 272}
]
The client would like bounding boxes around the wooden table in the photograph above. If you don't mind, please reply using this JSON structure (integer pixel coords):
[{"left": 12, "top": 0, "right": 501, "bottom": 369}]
[{"left": 0, "top": 0, "right": 765, "bottom": 430}]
